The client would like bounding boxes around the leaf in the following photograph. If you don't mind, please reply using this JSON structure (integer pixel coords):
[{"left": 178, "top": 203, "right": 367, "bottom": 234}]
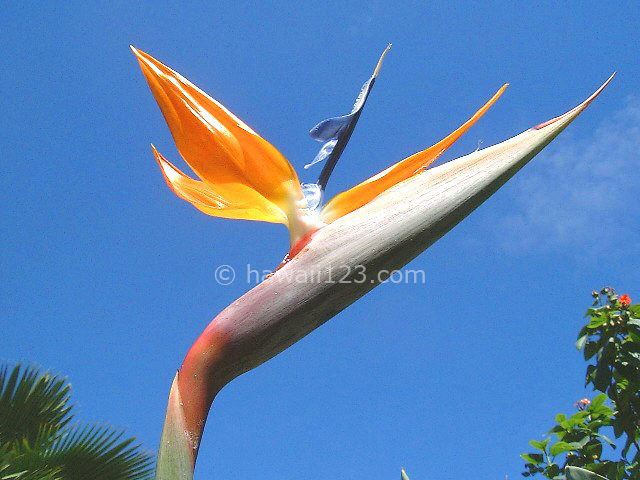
[
  {"left": 401, "top": 468, "right": 410, "bottom": 480},
  {"left": 3, "top": 422, "right": 153, "bottom": 480},
  {"left": 0, "top": 364, "right": 153, "bottom": 480},
  {"left": 621, "top": 433, "right": 634, "bottom": 458},
  {"left": 4, "top": 425, "right": 154, "bottom": 480},
  {"left": 576, "top": 334, "right": 588, "bottom": 351},
  {"left": 628, "top": 329, "right": 640, "bottom": 344},
  {"left": 595, "top": 433, "right": 616, "bottom": 448},
  {"left": 612, "top": 416, "right": 624, "bottom": 438},
  {"left": 0, "top": 365, "right": 72, "bottom": 447},
  {"left": 599, "top": 338, "right": 617, "bottom": 364},
  {"left": 587, "top": 315, "right": 607, "bottom": 329},
  {"left": 622, "top": 350, "right": 640, "bottom": 369},
  {"left": 547, "top": 463, "right": 561, "bottom": 478},
  {"left": 0, "top": 444, "right": 62, "bottom": 480},
  {"left": 590, "top": 394, "right": 607, "bottom": 409},
  {"left": 529, "top": 438, "right": 550, "bottom": 451},
  {"left": 550, "top": 441, "right": 583, "bottom": 456},
  {"left": 584, "top": 341, "right": 600, "bottom": 360},
  {"left": 593, "top": 363, "right": 612, "bottom": 392},
  {"left": 50, "top": 426, "right": 153, "bottom": 479},
  {"left": 576, "top": 435, "right": 591, "bottom": 447},
  {"left": 582, "top": 440, "right": 603, "bottom": 460},
  {"left": 627, "top": 318, "right": 640, "bottom": 329},
  {"left": 565, "top": 466, "right": 608, "bottom": 479},
  {"left": 521, "top": 453, "right": 544, "bottom": 464}
]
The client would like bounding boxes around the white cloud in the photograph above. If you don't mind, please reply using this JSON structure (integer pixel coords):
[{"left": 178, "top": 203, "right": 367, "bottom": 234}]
[{"left": 497, "top": 97, "right": 640, "bottom": 255}]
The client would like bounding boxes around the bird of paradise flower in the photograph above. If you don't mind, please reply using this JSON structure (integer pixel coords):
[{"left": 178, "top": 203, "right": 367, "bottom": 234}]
[
  {"left": 131, "top": 45, "right": 614, "bottom": 480},
  {"left": 132, "top": 45, "right": 508, "bottom": 250}
]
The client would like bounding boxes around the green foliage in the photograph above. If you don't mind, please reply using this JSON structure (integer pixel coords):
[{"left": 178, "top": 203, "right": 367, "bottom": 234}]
[
  {"left": 0, "top": 365, "right": 71, "bottom": 447},
  {"left": 0, "top": 364, "right": 153, "bottom": 480},
  {"left": 522, "top": 288, "right": 640, "bottom": 479}
]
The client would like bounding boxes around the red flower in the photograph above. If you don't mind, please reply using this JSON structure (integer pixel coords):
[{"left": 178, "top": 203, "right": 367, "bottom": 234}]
[
  {"left": 619, "top": 294, "right": 632, "bottom": 307},
  {"left": 575, "top": 398, "right": 591, "bottom": 410}
]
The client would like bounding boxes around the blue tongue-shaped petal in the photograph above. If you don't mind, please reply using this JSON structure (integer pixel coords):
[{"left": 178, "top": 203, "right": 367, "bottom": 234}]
[
  {"left": 309, "top": 116, "right": 352, "bottom": 143},
  {"left": 304, "top": 45, "right": 391, "bottom": 192}
]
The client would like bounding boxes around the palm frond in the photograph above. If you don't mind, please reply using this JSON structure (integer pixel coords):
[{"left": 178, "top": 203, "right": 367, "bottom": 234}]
[
  {"left": 5, "top": 425, "right": 153, "bottom": 480},
  {"left": 0, "top": 442, "right": 62, "bottom": 480},
  {"left": 0, "top": 364, "right": 154, "bottom": 479},
  {"left": 0, "top": 365, "right": 71, "bottom": 447},
  {"left": 0, "top": 465, "right": 62, "bottom": 480},
  {"left": 45, "top": 425, "right": 154, "bottom": 480}
]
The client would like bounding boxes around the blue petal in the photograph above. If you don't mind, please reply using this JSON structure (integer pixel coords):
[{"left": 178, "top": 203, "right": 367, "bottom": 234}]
[
  {"left": 305, "top": 139, "right": 338, "bottom": 169},
  {"left": 309, "top": 114, "right": 354, "bottom": 142}
]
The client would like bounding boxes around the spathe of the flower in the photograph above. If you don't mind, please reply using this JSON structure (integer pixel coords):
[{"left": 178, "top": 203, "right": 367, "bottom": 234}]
[
  {"left": 321, "top": 83, "right": 508, "bottom": 223},
  {"left": 131, "top": 46, "right": 308, "bottom": 233},
  {"left": 155, "top": 375, "right": 193, "bottom": 480},
  {"left": 154, "top": 75, "right": 613, "bottom": 479}
]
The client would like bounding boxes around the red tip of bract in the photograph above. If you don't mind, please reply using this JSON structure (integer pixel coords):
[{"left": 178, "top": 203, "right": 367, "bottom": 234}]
[
  {"left": 532, "top": 73, "right": 615, "bottom": 130},
  {"left": 275, "top": 229, "right": 321, "bottom": 271}
]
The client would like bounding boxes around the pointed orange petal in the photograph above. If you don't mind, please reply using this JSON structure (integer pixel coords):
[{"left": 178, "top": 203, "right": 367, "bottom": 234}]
[
  {"left": 153, "top": 146, "right": 287, "bottom": 224},
  {"left": 132, "top": 46, "right": 302, "bottom": 213},
  {"left": 321, "top": 84, "right": 508, "bottom": 223}
]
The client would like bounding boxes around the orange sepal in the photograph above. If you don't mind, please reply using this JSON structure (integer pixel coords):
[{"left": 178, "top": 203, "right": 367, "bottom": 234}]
[
  {"left": 132, "top": 46, "right": 303, "bottom": 215},
  {"left": 321, "top": 84, "right": 508, "bottom": 223},
  {"left": 153, "top": 146, "right": 287, "bottom": 224}
]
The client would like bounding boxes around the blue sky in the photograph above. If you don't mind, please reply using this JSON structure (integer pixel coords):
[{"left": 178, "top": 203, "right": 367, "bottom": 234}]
[{"left": 2, "top": 2, "right": 639, "bottom": 479}]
